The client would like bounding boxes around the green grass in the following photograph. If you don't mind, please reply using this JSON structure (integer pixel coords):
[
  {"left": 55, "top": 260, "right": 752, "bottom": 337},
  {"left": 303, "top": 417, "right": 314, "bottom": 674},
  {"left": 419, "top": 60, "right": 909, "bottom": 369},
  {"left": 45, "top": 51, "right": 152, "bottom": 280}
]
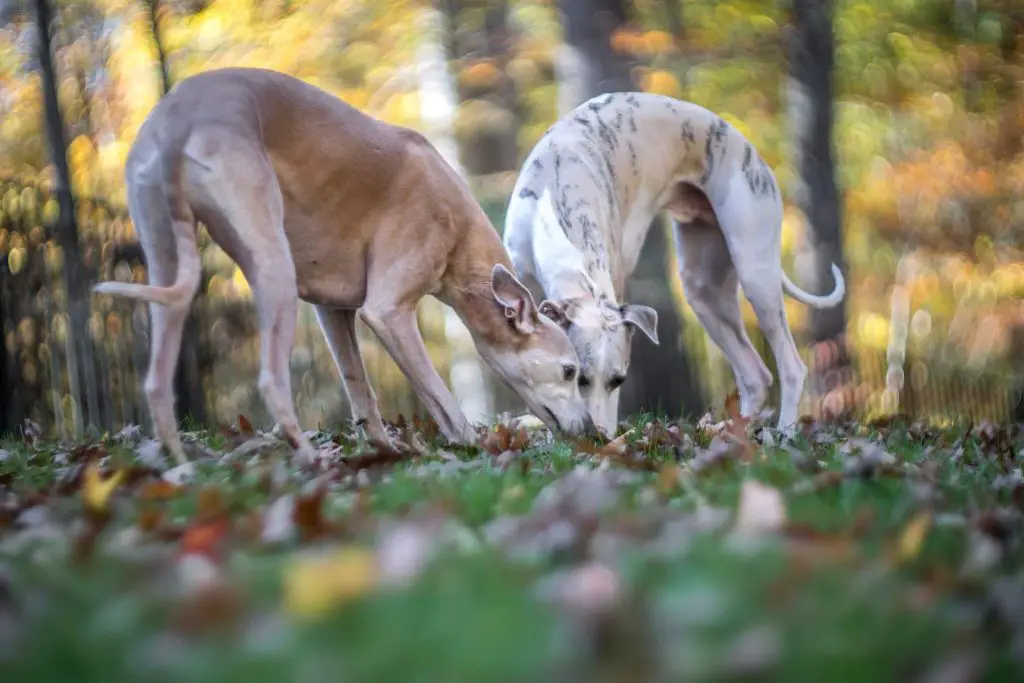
[{"left": 0, "top": 417, "right": 1022, "bottom": 682}]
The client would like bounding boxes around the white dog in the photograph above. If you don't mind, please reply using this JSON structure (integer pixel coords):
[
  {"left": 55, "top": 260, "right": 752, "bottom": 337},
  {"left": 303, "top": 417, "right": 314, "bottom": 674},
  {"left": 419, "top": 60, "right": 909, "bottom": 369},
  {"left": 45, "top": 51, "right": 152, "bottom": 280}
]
[{"left": 504, "top": 92, "right": 845, "bottom": 434}]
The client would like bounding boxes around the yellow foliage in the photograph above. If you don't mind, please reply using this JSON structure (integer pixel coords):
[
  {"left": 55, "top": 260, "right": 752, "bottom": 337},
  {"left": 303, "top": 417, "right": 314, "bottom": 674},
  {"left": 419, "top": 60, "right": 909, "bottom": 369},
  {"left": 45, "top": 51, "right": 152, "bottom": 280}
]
[
  {"left": 642, "top": 70, "right": 681, "bottom": 98},
  {"left": 857, "top": 312, "right": 890, "bottom": 350},
  {"left": 460, "top": 60, "right": 502, "bottom": 90},
  {"left": 642, "top": 30, "right": 676, "bottom": 55},
  {"left": 610, "top": 28, "right": 642, "bottom": 55}
]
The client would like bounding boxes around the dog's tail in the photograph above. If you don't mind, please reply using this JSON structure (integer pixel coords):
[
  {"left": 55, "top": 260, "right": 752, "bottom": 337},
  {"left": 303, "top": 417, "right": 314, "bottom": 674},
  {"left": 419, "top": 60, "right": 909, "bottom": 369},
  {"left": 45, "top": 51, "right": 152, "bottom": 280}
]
[
  {"left": 93, "top": 134, "right": 201, "bottom": 312},
  {"left": 781, "top": 262, "right": 845, "bottom": 309}
]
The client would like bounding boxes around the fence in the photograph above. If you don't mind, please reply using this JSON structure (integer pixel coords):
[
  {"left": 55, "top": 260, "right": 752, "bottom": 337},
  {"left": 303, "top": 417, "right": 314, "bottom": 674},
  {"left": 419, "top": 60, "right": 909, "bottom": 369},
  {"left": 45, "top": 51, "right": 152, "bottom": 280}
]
[{"left": 0, "top": 176, "right": 1018, "bottom": 439}]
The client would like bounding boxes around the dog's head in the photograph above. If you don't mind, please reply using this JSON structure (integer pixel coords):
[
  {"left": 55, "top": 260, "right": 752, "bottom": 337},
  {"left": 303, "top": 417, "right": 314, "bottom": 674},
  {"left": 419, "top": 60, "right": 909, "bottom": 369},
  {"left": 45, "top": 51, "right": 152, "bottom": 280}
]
[
  {"left": 538, "top": 296, "right": 659, "bottom": 435},
  {"left": 475, "top": 264, "right": 596, "bottom": 437}
]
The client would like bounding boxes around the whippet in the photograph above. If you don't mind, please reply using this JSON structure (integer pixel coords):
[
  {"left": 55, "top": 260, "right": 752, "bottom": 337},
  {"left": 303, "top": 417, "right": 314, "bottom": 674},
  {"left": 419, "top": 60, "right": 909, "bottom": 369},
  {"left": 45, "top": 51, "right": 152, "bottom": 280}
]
[
  {"left": 93, "top": 67, "right": 595, "bottom": 466},
  {"left": 504, "top": 92, "right": 845, "bottom": 434}
]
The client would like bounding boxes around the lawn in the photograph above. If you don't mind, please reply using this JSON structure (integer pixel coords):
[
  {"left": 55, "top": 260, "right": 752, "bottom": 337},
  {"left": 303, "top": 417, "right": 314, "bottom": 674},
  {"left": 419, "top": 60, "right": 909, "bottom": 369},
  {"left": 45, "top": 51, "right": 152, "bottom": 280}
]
[{"left": 0, "top": 410, "right": 1022, "bottom": 683}]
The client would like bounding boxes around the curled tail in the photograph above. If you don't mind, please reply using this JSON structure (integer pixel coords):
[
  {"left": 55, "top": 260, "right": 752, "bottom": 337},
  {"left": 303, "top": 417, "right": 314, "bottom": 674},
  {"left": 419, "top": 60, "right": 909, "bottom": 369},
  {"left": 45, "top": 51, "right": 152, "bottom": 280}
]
[
  {"left": 781, "top": 262, "right": 845, "bottom": 309},
  {"left": 93, "top": 133, "right": 201, "bottom": 311}
]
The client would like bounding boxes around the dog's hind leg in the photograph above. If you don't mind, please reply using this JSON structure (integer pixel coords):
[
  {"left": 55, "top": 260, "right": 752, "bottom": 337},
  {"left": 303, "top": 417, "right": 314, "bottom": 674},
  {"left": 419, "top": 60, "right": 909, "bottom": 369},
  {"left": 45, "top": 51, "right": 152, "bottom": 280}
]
[
  {"left": 673, "top": 217, "right": 772, "bottom": 418},
  {"left": 188, "top": 136, "right": 318, "bottom": 466},
  {"left": 713, "top": 179, "right": 808, "bottom": 430},
  {"left": 126, "top": 173, "right": 192, "bottom": 465},
  {"left": 314, "top": 306, "right": 393, "bottom": 448}
]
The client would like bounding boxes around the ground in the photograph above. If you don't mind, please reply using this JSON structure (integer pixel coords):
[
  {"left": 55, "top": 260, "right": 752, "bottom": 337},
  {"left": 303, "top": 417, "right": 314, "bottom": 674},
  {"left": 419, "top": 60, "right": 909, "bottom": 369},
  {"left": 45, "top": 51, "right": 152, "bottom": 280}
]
[{"left": 0, "top": 409, "right": 1022, "bottom": 683}]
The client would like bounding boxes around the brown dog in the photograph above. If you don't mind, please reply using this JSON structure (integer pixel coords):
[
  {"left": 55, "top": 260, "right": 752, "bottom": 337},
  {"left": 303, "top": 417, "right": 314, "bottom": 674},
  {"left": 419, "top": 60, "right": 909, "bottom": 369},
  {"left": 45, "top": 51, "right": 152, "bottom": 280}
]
[{"left": 94, "top": 67, "right": 595, "bottom": 466}]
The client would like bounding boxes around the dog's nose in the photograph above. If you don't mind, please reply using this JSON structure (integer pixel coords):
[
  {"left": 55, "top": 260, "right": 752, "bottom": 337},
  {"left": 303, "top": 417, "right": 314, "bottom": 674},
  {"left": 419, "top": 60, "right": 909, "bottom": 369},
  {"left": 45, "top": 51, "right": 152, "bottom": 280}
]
[{"left": 581, "top": 414, "right": 600, "bottom": 438}]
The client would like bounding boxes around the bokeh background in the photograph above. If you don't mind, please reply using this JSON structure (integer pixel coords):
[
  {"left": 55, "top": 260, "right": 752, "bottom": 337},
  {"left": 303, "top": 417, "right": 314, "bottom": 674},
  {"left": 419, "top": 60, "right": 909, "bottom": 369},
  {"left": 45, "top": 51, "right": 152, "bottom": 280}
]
[{"left": 1, "top": 0, "right": 1022, "bottom": 439}]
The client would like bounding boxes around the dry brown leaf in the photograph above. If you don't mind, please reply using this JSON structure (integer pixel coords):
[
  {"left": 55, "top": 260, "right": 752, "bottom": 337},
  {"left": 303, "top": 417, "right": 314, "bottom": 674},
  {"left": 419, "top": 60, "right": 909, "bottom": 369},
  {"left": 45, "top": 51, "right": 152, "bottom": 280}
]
[
  {"left": 237, "top": 414, "right": 254, "bottom": 436},
  {"left": 597, "top": 429, "right": 635, "bottom": 458},
  {"left": 137, "top": 480, "right": 181, "bottom": 502},
  {"left": 196, "top": 487, "right": 228, "bottom": 522},
  {"left": 294, "top": 482, "right": 331, "bottom": 542},
  {"left": 655, "top": 464, "right": 679, "bottom": 496},
  {"left": 171, "top": 577, "right": 246, "bottom": 637},
  {"left": 479, "top": 421, "right": 530, "bottom": 455},
  {"left": 180, "top": 517, "right": 230, "bottom": 561}
]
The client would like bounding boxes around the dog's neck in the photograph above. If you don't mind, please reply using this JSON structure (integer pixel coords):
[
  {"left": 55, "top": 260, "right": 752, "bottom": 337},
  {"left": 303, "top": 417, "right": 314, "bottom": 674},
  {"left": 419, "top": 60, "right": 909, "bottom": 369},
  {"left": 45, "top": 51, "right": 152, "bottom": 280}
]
[
  {"left": 542, "top": 265, "right": 615, "bottom": 308},
  {"left": 518, "top": 94, "right": 708, "bottom": 299},
  {"left": 440, "top": 215, "right": 525, "bottom": 350}
]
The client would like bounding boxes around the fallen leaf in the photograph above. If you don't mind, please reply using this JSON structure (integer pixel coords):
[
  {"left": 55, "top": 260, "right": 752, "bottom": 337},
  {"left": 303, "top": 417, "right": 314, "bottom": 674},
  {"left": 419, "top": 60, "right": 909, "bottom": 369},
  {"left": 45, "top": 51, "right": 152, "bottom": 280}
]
[
  {"left": 171, "top": 578, "right": 245, "bottom": 637},
  {"left": 81, "top": 461, "right": 125, "bottom": 513},
  {"left": 134, "top": 439, "right": 167, "bottom": 470},
  {"left": 162, "top": 462, "right": 196, "bottom": 486},
  {"left": 180, "top": 518, "right": 230, "bottom": 561},
  {"left": 137, "top": 480, "right": 181, "bottom": 502},
  {"left": 283, "top": 547, "right": 378, "bottom": 619},
  {"left": 238, "top": 414, "right": 254, "bottom": 436},
  {"left": 896, "top": 511, "right": 933, "bottom": 563},
  {"left": 293, "top": 482, "right": 331, "bottom": 542},
  {"left": 734, "top": 480, "right": 786, "bottom": 536},
  {"left": 655, "top": 464, "right": 679, "bottom": 496},
  {"left": 377, "top": 520, "right": 443, "bottom": 587},
  {"left": 138, "top": 507, "right": 165, "bottom": 533},
  {"left": 261, "top": 495, "right": 296, "bottom": 546},
  {"left": 195, "top": 487, "right": 228, "bottom": 522},
  {"left": 597, "top": 430, "right": 635, "bottom": 458},
  {"left": 479, "top": 421, "right": 529, "bottom": 455},
  {"left": 535, "top": 562, "right": 623, "bottom": 619}
]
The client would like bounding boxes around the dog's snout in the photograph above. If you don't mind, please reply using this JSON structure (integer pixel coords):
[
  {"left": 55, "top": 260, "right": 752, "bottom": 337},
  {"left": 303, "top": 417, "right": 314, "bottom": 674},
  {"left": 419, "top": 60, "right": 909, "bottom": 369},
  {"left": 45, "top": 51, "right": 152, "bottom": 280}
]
[{"left": 582, "top": 414, "right": 599, "bottom": 438}]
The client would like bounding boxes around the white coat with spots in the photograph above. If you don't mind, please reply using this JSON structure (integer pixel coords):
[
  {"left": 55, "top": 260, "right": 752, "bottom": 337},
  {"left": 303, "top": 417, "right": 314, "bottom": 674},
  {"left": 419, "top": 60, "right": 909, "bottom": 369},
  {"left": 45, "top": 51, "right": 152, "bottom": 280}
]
[{"left": 504, "top": 92, "right": 845, "bottom": 433}]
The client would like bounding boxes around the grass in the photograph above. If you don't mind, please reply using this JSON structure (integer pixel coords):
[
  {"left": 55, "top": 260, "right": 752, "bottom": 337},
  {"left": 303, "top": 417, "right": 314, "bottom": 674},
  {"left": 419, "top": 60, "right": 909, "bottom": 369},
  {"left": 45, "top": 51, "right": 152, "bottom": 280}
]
[{"left": 0, "top": 415, "right": 1022, "bottom": 682}]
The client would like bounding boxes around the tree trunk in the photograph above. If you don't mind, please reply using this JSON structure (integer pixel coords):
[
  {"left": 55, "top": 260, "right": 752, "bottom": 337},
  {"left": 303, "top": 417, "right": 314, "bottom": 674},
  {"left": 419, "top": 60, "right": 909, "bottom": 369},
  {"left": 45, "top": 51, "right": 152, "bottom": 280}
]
[
  {"left": 0, "top": 260, "right": 9, "bottom": 434},
  {"left": 441, "top": 0, "right": 519, "bottom": 177},
  {"left": 663, "top": 0, "right": 684, "bottom": 44},
  {"left": 35, "top": 0, "right": 96, "bottom": 435},
  {"left": 786, "top": 0, "right": 848, "bottom": 415},
  {"left": 146, "top": 0, "right": 173, "bottom": 96},
  {"left": 557, "top": 0, "right": 703, "bottom": 422}
]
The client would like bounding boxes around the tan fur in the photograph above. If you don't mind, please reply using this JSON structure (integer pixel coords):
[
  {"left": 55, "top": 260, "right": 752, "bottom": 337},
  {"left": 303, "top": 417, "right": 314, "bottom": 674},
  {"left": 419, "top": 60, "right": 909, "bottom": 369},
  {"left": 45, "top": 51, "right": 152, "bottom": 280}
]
[{"left": 94, "top": 67, "right": 593, "bottom": 466}]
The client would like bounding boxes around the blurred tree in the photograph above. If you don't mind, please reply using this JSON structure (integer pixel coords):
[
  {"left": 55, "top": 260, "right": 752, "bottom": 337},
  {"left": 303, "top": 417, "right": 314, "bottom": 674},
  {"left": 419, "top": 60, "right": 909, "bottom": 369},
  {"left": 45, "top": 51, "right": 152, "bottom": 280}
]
[
  {"left": 441, "top": 0, "right": 520, "bottom": 176},
  {"left": 34, "top": 0, "right": 99, "bottom": 434},
  {"left": 785, "top": 0, "right": 848, "bottom": 409},
  {"left": 557, "top": 0, "right": 702, "bottom": 421},
  {"left": 146, "top": 0, "right": 173, "bottom": 95}
]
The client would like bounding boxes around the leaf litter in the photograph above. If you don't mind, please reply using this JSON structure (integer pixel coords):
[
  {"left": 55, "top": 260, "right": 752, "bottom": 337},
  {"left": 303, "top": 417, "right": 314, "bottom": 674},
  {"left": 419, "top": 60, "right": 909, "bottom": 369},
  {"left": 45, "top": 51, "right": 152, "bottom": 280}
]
[{"left": 0, "top": 412, "right": 1021, "bottom": 680}]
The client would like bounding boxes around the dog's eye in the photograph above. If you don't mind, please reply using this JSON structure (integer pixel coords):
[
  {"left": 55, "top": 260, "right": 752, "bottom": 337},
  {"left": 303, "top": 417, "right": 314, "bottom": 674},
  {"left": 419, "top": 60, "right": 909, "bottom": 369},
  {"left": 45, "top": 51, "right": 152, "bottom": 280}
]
[
  {"left": 578, "top": 374, "right": 591, "bottom": 388},
  {"left": 562, "top": 365, "right": 577, "bottom": 382},
  {"left": 608, "top": 375, "right": 626, "bottom": 390}
]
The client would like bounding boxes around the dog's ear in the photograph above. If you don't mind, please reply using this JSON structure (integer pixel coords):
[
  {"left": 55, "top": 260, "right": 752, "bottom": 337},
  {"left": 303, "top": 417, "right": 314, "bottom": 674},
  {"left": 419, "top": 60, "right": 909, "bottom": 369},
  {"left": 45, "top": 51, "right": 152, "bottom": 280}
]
[
  {"left": 538, "top": 299, "right": 571, "bottom": 329},
  {"left": 621, "top": 304, "right": 659, "bottom": 345},
  {"left": 491, "top": 264, "right": 537, "bottom": 334}
]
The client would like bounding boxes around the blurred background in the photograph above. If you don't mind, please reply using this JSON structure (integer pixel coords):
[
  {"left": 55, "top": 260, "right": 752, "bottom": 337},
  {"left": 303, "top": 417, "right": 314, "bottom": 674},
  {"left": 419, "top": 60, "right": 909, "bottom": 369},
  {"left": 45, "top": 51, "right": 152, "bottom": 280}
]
[{"left": 0, "top": 0, "right": 1022, "bottom": 439}]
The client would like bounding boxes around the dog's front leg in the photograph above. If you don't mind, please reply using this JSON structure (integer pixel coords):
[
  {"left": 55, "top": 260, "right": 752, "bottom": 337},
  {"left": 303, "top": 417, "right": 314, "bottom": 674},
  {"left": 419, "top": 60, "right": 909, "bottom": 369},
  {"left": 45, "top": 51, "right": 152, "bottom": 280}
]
[
  {"left": 314, "top": 306, "right": 394, "bottom": 448},
  {"left": 360, "top": 307, "right": 476, "bottom": 445}
]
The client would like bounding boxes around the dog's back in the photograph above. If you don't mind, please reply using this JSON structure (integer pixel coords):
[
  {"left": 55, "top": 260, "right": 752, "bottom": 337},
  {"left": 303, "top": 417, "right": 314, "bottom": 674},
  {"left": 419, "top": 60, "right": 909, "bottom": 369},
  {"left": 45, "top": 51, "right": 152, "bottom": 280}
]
[{"left": 505, "top": 92, "right": 779, "bottom": 295}]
